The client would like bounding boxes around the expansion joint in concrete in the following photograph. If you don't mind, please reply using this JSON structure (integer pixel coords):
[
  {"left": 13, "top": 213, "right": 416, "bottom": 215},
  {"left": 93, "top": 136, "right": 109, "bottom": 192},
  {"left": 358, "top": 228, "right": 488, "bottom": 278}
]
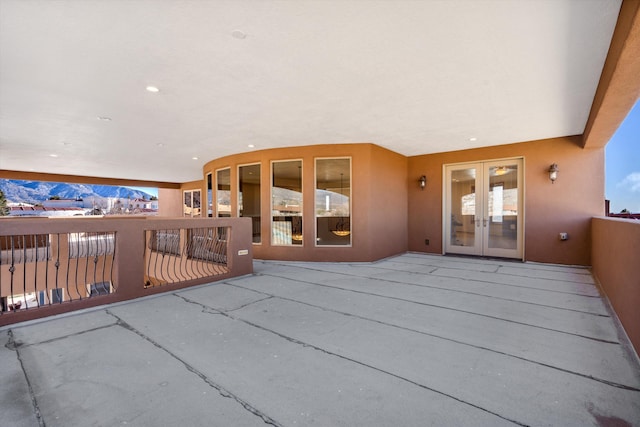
[
  {"left": 225, "top": 282, "right": 640, "bottom": 392},
  {"left": 106, "top": 310, "right": 283, "bottom": 427},
  {"left": 186, "top": 296, "right": 529, "bottom": 426},
  {"left": 6, "top": 330, "right": 45, "bottom": 427}
]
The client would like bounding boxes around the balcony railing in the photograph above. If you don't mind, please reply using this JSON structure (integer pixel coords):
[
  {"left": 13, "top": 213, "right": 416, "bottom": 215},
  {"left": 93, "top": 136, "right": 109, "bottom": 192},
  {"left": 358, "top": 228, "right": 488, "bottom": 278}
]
[{"left": 0, "top": 216, "right": 253, "bottom": 326}]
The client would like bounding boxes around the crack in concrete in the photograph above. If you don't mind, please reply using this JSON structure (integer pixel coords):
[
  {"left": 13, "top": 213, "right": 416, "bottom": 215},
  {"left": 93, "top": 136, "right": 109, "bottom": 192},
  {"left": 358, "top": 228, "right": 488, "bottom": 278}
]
[
  {"left": 7, "top": 322, "right": 119, "bottom": 349},
  {"left": 268, "top": 259, "right": 602, "bottom": 300},
  {"left": 254, "top": 271, "right": 619, "bottom": 344},
  {"left": 397, "top": 255, "right": 595, "bottom": 283},
  {"left": 6, "top": 330, "right": 45, "bottom": 427},
  {"left": 225, "top": 282, "right": 640, "bottom": 393},
  {"left": 224, "top": 296, "right": 274, "bottom": 313},
  {"left": 174, "top": 294, "right": 528, "bottom": 426},
  {"left": 105, "top": 310, "right": 282, "bottom": 427}
]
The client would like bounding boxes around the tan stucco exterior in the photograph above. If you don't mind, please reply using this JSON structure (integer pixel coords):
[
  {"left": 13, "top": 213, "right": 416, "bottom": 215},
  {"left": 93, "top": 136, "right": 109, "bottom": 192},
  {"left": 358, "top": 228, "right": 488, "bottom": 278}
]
[
  {"left": 408, "top": 136, "right": 604, "bottom": 265},
  {"left": 592, "top": 217, "right": 640, "bottom": 356},
  {"left": 203, "top": 143, "right": 408, "bottom": 262},
  {"left": 198, "top": 136, "right": 603, "bottom": 265}
]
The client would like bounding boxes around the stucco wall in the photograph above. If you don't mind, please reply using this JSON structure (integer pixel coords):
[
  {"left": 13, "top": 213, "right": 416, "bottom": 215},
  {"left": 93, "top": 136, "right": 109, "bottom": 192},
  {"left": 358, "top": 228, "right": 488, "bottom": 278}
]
[
  {"left": 366, "top": 144, "right": 408, "bottom": 260},
  {"left": 202, "top": 143, "right": 408, "bottom": 262},
  {"left": 408, "top": 136, "right": 604, "bottom": 265},
  {"left": 592, "top": 217, "right": 640, "bottom": 357},
  {"left": 158, "top": 188, "right": 183, "bottom": 217}
]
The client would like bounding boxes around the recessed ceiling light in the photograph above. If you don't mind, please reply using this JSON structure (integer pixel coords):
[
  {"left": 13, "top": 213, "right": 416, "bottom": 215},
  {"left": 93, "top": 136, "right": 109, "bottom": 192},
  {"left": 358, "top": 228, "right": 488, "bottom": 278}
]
[
  {"left": 61, "top": 142, "right": 72, "bottom": 146},
  {"left": 248, "top": 144, "right": 255, "bottom": 148},
  {"left": 231, "top": 30, "right": 247, "bottom": 39},
  {"left": 156, "top": 143, "right": 164, "bottom": 147},
  {"left": 192, "top": 156, "right": 199, "bottom": 160},
  {"left": 469, "top": 137, "right": 478, "bottom": 142},
  {"left": 49, "top": 154, "right": 58, "bottom": 158},
  {"left": 146, "top": 86, "right": 160, "bottom": 93},
  {"left": 97, "top": 116, "right": 112, "bottom": 121}
]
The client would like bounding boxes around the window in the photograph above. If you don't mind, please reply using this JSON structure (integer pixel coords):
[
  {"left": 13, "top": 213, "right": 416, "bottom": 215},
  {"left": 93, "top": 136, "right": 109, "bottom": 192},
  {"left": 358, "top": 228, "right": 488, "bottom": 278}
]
[
  {"left": 271, "top": 160, "right": 303, "bottom": 245},
  {"left": 206, "top": 173, "right": 213, "bottom": 217},
  {"left": 239, "top": 164, "right": 261, "bottom": 243},
  {"left": 183, "top": 190, "right": 201, "bottom": 217},
  {"left": 87, "top": 282, "right": 113, "bottom": 296},
  {"left": 216, "top": 168, "right": 231, "bottom": 217},
  {"left": 315, "top": 158, "right": 351, "bottom": 246},
  {"left": 38, "top": 288, "right": 64, "bottom": 305}
]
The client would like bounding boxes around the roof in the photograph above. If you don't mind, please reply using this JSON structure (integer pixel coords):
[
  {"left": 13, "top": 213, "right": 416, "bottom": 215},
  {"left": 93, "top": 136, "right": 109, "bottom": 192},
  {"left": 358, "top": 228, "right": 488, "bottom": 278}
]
[{"left": 10, "top": 206, "right": 84, "bottom": 211}]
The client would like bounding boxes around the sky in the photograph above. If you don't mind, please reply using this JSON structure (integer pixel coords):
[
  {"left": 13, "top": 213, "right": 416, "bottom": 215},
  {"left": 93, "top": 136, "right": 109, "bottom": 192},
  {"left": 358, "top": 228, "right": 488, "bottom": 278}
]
[{"left": 605, "top": 99, "right": 640, "bottom": 214}]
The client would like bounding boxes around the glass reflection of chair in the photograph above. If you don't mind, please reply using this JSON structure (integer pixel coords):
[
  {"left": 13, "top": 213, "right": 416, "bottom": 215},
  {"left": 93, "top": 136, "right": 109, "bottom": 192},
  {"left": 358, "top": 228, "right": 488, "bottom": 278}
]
[{"left": 451, "top": 214, "right": 463, "bottom": 245}]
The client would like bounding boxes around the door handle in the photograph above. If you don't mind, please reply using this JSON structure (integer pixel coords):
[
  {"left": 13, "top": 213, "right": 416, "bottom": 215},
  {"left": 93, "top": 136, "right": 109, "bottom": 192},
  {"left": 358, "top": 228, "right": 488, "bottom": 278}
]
[
  {"left": 475, "top": 219, "right": 480, "bottom": 227},
  {"left": 483, "top": 219, "right": 488, "bottom": 227}
]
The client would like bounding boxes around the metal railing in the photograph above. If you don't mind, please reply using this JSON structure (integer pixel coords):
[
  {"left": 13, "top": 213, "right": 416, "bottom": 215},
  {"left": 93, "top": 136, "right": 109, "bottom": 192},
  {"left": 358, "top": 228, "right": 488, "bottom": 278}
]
[
  {"left": 0, "top": 232, "right": 116, "bottom": 311},
  {"left": 144, "top": 227, "right": 229, "bottom": 288},
  {"left": 0, "top": 217, "right": 253, "bottom": 326}
]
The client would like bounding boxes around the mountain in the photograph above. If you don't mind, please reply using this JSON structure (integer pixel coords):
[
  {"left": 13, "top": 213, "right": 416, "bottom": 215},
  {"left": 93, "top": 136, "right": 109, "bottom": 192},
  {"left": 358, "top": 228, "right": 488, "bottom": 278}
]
[{"left": 0, "top": 179, "right": 154, "bottom": 204}]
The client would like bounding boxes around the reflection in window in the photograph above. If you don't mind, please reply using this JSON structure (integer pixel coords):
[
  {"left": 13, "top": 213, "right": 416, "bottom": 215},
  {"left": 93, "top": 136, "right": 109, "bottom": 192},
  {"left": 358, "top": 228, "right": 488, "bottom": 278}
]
[
  {"left": 239, "top": 164, "right": 261, "bottom": 243},
  {"left": 488, "top": 164, "right": 519, "bottom": 249},
  {"left": 183, "top": 190, "right": 201, "bottom": 217},
  {"left": 490, "top": 184, "right": 504, "bottom": 223},
  {"left": 272, "top": 160, "right": 302, "bottom": 245},
  {"left": 461, "top": 192, "right": 476, "bottom": 216},
  {"left": 216, "top": 168, "right": 231, "bottom": 217},
  {"left": 183, "top": 191, "right": 192, "bottom": 217},
  {"left": 315, "top": 158, "right": 351, "bottom": 246},
  {"left": 451, "top": 168, "right": 476, "bottom": 247},
  {"left": 206, "top": 173, "right": 213, "bottom": 217}
]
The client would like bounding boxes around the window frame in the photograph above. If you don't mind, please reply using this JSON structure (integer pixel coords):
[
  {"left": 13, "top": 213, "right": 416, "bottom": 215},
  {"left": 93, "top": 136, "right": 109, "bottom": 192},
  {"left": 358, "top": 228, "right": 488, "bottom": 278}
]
[
  {"left": 215, "top": 167, "right": 231, "bottom": 218},
  {"left": 270, "top": 159, "right": 304, "bottom": 247},
  {"left": 238, "top": 162, "right": 262, "bottom": 244}
]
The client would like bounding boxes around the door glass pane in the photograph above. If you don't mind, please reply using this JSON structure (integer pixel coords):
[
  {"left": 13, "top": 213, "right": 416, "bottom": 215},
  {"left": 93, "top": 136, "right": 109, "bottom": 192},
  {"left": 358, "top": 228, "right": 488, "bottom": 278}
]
[
  {"left": 216, "top": 168, "right": 231, "bottom": 217},
  {"left": 487, "top": 164, "right": 518, "bottom": 250},
  {"left": 272, "top": 160, "right": 303, "bottom": 245},
  {"left": 315, "top": 158, "right": 350, "bottom": 246},
  {"left": 450, "top": 168, "right": 476, "bottom": 247},
  {"left": 239, "top": 164, "right": 261, "bottom": 243}
]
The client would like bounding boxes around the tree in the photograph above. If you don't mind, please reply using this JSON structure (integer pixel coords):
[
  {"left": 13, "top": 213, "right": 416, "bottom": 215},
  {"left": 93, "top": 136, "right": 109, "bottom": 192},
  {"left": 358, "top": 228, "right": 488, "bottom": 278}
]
[
  {"left": 620, "top": 208, "right": 630, "bottom": 214},
  {"left": 0, "top": 189, "right": 9, "bottom": 216}
]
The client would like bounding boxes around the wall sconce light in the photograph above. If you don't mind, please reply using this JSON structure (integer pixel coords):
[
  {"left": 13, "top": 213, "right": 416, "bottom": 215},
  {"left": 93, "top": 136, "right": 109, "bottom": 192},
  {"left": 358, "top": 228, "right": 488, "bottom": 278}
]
[
  {"left": 419, "top": 175, "right": 427, "bottom": 190},
  {"left": 548, "top": 163, "right": 559, "bottom": 183}
]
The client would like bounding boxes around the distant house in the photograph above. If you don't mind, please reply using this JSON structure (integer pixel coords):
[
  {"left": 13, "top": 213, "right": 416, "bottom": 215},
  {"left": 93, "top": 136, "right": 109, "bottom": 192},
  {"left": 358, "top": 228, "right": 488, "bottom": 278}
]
[
  {"left": 42, "top": 199, "right": 85, "bottom": 209},
  {"left": 10, "top": 206, "right": 85, "bottom": 217}
]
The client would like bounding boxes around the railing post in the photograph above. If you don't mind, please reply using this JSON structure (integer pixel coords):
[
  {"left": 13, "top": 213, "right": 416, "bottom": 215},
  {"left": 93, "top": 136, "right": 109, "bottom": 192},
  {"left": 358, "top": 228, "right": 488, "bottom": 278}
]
[
  {"left": 113, "top": 219, "right": 146, "bottom": 300},
  {"left": 227, "top": 217, "right": 253, "bottom": 276}
]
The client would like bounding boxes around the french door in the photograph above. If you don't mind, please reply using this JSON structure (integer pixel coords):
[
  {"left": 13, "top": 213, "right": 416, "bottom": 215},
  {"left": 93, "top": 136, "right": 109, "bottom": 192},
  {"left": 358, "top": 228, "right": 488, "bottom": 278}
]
[{"left": 444, "top": 159, "right": 523, "bottom": 259}]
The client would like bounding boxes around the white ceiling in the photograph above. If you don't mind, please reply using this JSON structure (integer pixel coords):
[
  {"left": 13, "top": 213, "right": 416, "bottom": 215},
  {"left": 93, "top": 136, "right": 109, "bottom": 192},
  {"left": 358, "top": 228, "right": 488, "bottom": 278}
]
[{"left": 0, "top": 0, "right": 621, "bottom": 183}]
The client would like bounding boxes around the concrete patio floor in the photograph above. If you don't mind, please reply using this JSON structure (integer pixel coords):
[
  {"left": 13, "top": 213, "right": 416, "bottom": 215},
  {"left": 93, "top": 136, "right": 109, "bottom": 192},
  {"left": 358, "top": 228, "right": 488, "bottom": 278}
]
[{"left": 2, "top": 253, "right": 639, "bottom": 426}]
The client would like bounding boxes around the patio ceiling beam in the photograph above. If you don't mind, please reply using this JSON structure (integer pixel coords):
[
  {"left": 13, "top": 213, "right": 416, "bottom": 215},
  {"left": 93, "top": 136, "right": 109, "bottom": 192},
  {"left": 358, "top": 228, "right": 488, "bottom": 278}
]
[
  {"left": 0, "top": 170, "right": 181, "bottom": 190},
  {"left": 582, "top": 0, "right": 640, "bottom": 149}
]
